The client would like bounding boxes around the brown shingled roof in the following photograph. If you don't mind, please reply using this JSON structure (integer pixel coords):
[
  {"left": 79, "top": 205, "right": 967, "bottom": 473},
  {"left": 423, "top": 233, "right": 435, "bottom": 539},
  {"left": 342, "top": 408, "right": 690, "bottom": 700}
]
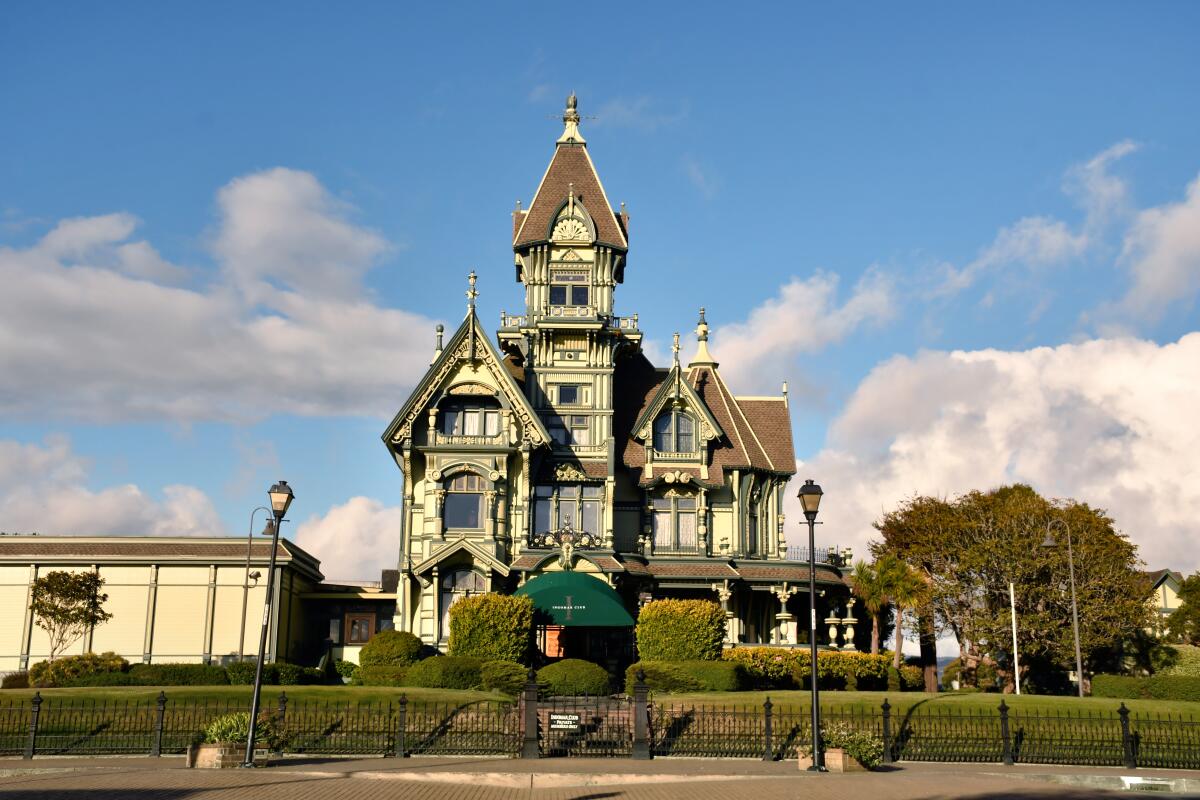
[
  {"left": 735, "top": 564, "right": 845, "bottom": 584},
  {"left": 736, "top": 398, "right": 795, "bottom": 474},
  {"left": 514, "top": 145, "right": 627, "bottom": 249},
  {"left": 0, "top": 537, "right": 297, "bottom": 563}
]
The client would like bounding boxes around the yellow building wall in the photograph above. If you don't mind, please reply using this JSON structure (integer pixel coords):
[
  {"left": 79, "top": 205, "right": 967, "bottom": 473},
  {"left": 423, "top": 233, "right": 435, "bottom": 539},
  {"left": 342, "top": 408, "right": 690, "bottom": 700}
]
[
  {"left": 90, "top": 583, "right": 148, "bottom": 658},
  {"left": 0, "top": 565, "right": 31, "bottom": 671}
]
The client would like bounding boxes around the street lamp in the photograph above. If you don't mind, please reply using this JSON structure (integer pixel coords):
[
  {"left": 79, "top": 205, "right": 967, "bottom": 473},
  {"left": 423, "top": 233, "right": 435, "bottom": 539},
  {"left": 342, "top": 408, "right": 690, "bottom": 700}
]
[
  {"left": 1041, "top": 517, "right": 1084, "bottom": 699},
  {"left": 243, "top": 480, "right": 294, "bottom": 768},
  {"left": 238, "top": 507, "right": 273, "bottom": 662},
  {"left": 798, "top": 478, "right": 824, "bottom": 772}
]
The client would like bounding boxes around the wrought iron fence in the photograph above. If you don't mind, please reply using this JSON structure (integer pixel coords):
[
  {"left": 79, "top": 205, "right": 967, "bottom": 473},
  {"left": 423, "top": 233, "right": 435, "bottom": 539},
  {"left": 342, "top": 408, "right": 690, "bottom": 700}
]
[{"left": 4, "top": 687, "right": 1200, "bottom": 770}]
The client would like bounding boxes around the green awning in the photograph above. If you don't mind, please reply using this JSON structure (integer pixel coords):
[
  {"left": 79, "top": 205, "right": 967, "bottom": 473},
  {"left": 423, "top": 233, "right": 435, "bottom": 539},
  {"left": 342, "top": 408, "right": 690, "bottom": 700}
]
[{"left": 514, "top": 571, "right": 635, "bottom": 627}]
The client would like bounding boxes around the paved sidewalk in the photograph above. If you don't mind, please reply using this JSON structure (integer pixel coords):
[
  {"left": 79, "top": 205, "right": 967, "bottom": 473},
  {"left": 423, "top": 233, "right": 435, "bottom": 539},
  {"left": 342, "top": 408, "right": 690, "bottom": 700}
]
[{"left": 1, "top": 756, "right": 1199, "bottom": 799}]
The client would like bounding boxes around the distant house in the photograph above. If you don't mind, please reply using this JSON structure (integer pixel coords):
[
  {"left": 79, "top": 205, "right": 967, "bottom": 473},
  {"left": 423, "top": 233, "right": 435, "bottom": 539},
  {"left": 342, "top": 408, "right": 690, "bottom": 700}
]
[{"left": 1146, "top": 568, "right": 1183, "bottom": 638}]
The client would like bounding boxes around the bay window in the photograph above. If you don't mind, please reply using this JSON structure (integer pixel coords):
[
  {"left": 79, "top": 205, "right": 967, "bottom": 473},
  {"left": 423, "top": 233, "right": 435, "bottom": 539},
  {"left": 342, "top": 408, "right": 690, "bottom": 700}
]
[
  {"left": 533, "top": 484, "right": 602, "bottom": 535},
  {"left": 651, "top": 494, "right": 698, "bottom": 552},
  {"left": 443, "top": 473, "right": 484, "bottom": 529}
]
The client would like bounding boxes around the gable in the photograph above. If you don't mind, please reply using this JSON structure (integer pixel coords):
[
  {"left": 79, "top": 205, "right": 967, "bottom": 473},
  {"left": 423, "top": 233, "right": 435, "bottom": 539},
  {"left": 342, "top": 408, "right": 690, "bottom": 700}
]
[
  {"left": 382, "top": 311, "right": 550, "bottom": 448},
  {"left": 633, "top": 364, "right": 724, "bottom": 444}
]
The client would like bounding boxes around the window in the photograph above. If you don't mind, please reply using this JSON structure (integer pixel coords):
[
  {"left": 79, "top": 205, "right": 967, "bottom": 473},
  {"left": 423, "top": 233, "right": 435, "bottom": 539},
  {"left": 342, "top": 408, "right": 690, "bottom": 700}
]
[
  {"left": 440, "top": 569, "right": 486, "bottom": 639},
  {"left": 550, "top": 271, "right": 589, "bottom": 307},
  {"left": 533, "top": 484, "right": 603, "bottom": 535},
  {"left": 443, "top": 473, "right": 485, "bottom": 529},
  {"left": 547, "top": 415, "right": 589, "bottom": 446},
  {"left": 651, "top": 494, "right": 698, "bottom": 552},
  {"left": 440, "top": 399, "right": 500, "bottom": 437},
  {"left": 557, "top": 385, "right": 582, "bottom": 405},
  {"left": 345, "top": 613, "right": 375, "bottom": 645},
  {"left": 652, "top": 409, "right": 696, "bottom": 452}
]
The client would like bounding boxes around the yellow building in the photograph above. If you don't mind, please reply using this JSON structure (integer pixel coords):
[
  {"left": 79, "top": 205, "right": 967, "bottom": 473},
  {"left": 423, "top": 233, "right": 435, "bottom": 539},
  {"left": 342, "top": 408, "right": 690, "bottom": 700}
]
[{"left": 1147, "top": 568, "right": 1183, "bottom": 637}]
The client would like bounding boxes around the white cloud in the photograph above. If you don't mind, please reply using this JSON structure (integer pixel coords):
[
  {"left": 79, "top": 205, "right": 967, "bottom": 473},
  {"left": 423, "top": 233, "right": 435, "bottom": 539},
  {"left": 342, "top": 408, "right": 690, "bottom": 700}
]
[
  {"left": 785, "top": 333, "right": 1200, "bottom": 574},
  {"left": 294, "top": 496, "right": 401, "bottom": 582},
  {"left": 593, "top": 96, "right": 687, "bottom": 133},
  {"left": 682, "top": 156, "right": 718, "bottom": 199},
  {"left": 1115, "top": 172, "right": 1200, "bottom": 320},
  {"left": 710, "top": 270, "right": 895, "bottom": 393},
  {"left": 0, "top": 168, "right": 437, "bottom": 422},
  {"left": 0, "top": 436, "right": 224, "bottom": 537}
]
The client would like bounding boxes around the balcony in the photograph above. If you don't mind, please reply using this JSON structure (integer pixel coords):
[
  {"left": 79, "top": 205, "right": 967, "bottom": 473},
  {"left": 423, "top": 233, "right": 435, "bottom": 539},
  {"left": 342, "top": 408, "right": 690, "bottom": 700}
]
[
  {"left": 784, "top": 545, "right": 847, "bottom": 566},
  {"left": 499, "top": 310, "right": 640, "bottom": 331}
]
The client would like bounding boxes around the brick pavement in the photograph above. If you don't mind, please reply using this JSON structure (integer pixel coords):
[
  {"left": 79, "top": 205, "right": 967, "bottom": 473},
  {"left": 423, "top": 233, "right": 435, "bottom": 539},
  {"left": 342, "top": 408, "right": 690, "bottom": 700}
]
[{"left": 2, "top": 756, "right": 1199, "bottom": 799}]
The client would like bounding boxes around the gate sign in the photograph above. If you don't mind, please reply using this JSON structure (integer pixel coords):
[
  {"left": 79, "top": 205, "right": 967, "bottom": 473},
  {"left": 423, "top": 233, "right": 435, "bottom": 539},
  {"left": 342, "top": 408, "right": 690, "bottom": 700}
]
[{"left": 549, "top": 713, "right": 581, "bottom": 731}]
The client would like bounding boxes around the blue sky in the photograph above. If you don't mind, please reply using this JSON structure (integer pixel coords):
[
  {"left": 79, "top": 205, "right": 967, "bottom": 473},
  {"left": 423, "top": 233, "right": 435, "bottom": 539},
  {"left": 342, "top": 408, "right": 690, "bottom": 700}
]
[{"left": 2, "top": 2, "right": 1199, "bottom": 583}]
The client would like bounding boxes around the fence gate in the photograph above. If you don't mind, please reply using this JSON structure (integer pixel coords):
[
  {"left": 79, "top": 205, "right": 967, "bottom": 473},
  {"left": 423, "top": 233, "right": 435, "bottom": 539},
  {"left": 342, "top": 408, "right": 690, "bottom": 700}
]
[{"left": 538, "top": 695, "right": 634, "bottom": 757}]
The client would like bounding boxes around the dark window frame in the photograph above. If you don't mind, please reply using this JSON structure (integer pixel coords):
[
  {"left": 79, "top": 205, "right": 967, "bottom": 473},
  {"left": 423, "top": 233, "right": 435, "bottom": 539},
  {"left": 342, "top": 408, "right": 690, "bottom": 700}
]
[{"left": 345, "top": 613, "right": 376, "bottom": 645}]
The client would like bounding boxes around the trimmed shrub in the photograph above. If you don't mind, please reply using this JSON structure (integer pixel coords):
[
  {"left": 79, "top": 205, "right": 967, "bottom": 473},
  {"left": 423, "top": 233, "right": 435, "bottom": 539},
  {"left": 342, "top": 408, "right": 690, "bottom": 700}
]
[
  {"left": 448, "top": 593, "right": 534, "bottom": 663},
  {"left": 226, "top": 660, "right": 278, "bottom": 685},
  {"left": 625, "top": 662, "right": 702, "bottom": 694},
  {"left": 273, "top": 662, "right": 323, "bottom": 685},
  {"left": 625, "top": 660, "right": 747, "bottom": 693},
  {"left": 887, "top": 667, "right": 902, "bottom": 693},
  {"left": 481, "top": 660, "right": 527, "bottom": 695},
  {"left": 1160, "top": 645, "right": 1200, "bottom": 677},
  {"left": 722, "top": 647, "right": 891, "bottom": 691},
  {"left": 405, "top": 656, "right": 483, "bottom": 689},
  {"left": 1092, "top": 674, "right": 1200, "bottom": 701},
  {"left": 128, "top": 663, "right": 229, "bottom": 686},
  {"left": 203, "top": 711, "right": 282, "bottom": 749},
  {"left": 29, "top": 652, "right": 128, "bottom": 688},
  {"left": 359, "top": 630, "right": 423, "bottom": 668},
  {"left": 537, "top": 659, "right": 611, "bottom": 696},
  {"left": 358, "top": 666, "right": 409, "bottom": 686},
  {"left": 899, "top": 664, "right": 924, "bottom": 691},
  {"left": 68, "top": 671, "right": 141, "bottom": 686},
  {"left": 636, "top": 600, "right": 725, "bottom": 662},
  {"left": 335, "top": 659, "right": 358, "bottom": 682},
  {"left": 2, "top": 671, "right": 29, "bottom": 690},
  {"left": 722, "top": 647, "right": 797, "bottom": 689}
]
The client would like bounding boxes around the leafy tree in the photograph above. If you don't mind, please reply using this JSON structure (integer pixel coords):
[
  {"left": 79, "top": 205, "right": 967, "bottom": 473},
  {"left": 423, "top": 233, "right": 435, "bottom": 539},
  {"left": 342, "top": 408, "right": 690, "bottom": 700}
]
[
  {"left": 1168, "top": 573, "right": 1200, "bottom": 645},
  {"left": 848, "top": 553, "right": 913, "bottom": 657},
  {"left": 887, "top": 559, "right": 928, "bottom": 672},
  {"left": 29, "top": 570, "right": 112, "bottom": 662},
  {"left": 874, "top": 485, "right": 1151, "bottom": 694}
]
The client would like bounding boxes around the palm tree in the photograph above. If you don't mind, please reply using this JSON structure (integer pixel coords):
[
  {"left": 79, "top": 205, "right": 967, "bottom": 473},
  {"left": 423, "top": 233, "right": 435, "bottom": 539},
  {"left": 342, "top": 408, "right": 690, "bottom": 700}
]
[
  {"left": 849, "top": 559, "right": 890, "bottom": 654},
  {"left": 887, "top": 558, "right": 927, "bottom": 671}
]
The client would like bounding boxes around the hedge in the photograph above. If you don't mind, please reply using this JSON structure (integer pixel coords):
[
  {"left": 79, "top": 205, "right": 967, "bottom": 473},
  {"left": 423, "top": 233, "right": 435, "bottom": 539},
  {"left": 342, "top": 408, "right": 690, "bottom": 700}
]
[
  {"left": 359, "top": 630, "right": 423, "bottom": 667},
  {"left": 448, "top": 593, "right": 534, "bottom": 663},
  {"left": 405, "top": 656, "right": 483, "bottom": 689},
  {"left": 357, "top": 666, "right": 409, "bottom": 687},
  {"left": 1092, "top": 674, "right": 1200, "bottom": 702},
  {"left": 481, "top": 660, "right": 527, "bottom": 695},
  {"left": 537, "top": 659, "right": 611, "bottom": 696},
  {"left": 721, "top": 648, "right": 896, "bottom": 690},
  {"left": 29, "top": 652, "right": 128, "bottom": 687},
  {"left": 624, "top": 660, "right": 747, "bottom": 693},
  {"left": 128, "top": 663, "right": 230, "bottom": 686},
  {"left": 2, "top": 671, "right": 29, "bottom": 690},
  {"left": 636, "top": 600, "right": 725, "bottom": 662},
  {"left": 1160, "top": 645, "right": 1200, "bottom": 678}
]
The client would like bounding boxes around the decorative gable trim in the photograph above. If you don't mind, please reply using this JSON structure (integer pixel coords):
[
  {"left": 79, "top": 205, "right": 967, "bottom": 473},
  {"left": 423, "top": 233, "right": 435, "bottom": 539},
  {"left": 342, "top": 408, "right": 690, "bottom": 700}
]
[
  {"left": 381, "top": 312, "right": 550, "bottom": 448},
  {"left": 411, "top": 536, "right": 511, "bottom": 578},
  {"left": 632, "top": 365, "right": 724, "bottom": 444}
]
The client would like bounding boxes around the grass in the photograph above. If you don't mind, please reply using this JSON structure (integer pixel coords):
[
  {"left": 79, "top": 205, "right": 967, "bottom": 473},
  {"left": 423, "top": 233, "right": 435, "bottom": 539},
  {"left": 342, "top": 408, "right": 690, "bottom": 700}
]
[
  {"left": 0, "top": 684, "right": 508, "bottom": 706},
  {"left": 657, "top": 689, "right": 1200, "bottom": 717}
]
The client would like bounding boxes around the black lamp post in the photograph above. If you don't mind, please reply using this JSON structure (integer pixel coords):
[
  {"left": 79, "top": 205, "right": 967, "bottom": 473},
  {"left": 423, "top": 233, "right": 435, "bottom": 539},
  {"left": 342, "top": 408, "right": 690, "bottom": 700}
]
[
  {"left": 238, "top": 507, "right": 272, "bottom": 662},
  {"left": 243, "top": 480, "right": 293, "bottom": 767},
  {"left": 798, "top": 478, "right": 824, "bottom": 772},
  {"left": 1041, "top": 517, "right": 1084, "bottom": 698}
]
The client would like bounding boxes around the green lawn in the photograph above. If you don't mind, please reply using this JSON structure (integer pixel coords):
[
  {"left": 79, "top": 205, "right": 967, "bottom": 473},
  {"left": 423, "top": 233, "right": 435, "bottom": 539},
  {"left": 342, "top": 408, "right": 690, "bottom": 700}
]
[
  {"left": 657, "top": 689, "right": 1200, "bottom": 717},
  {"left": 1, "top": 684, "right": 507, "bottom": 706}
]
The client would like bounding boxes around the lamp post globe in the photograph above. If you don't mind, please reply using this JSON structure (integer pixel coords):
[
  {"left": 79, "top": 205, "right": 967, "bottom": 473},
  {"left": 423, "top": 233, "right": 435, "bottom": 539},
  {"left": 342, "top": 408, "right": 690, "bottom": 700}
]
[
  {"left": 244, "top": 480, "right": 295, "bottom": 767},
  {"left": 798, "top": 478, "right": 825, "bottom": 772}
]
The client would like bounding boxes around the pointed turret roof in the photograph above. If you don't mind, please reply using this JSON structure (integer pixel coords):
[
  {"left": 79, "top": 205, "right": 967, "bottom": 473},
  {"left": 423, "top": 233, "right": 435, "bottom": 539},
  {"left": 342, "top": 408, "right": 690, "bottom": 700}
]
[{"left": 513, "top": 95, "right": 628, "bottom": 251}]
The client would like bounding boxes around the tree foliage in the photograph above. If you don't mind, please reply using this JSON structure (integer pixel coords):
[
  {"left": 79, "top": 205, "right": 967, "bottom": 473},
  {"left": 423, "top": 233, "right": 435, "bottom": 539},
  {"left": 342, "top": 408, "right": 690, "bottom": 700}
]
[
  {"left": 29, "top": 570, "right": 112, "bottom": 662},
  {"left": 873, "top": 484, "right": 1150, "bottom": 693},
  {"left": 1167, "top": 574, "right": 1200, "bottom": 645}
]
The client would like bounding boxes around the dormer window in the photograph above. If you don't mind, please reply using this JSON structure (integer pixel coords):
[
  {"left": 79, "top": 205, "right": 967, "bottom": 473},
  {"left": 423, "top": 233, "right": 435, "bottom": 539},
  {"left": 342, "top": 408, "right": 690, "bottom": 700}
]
[
  {"left": 653, "top": 409, "right": 695, "bottom": 453},
  {"left": 440, "top": 398, "right": 500, "bottom": 437}
]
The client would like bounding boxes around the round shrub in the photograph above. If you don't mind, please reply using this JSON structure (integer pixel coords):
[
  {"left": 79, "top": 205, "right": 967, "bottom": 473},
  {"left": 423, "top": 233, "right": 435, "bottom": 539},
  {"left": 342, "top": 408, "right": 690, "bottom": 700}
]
[
  {"left": 448, "top": 594, "right": 533, "bottom": 663},
  {"left": 405, "top": 656, "right": 483, "bottom": 689},
  {"left": 537, "top": 659, "right": 611, "bottom": 696},
  {"left": 636, "top": 600, "right": 725, "bottom": 662},
  {"left": 335, "top": 659, "right": 358, "bottom": 682},
  {"left": 357, "top": 666, "right": 408, "bottom": 686},
  {"left": 481, "top": 660, "right": 527, "bottom": 695},
  {"left": 29, "top": 652, "right": 128, "bottom": 688},
  {"left": 359, "top": 630, "right": 423, "bottom": 667}
]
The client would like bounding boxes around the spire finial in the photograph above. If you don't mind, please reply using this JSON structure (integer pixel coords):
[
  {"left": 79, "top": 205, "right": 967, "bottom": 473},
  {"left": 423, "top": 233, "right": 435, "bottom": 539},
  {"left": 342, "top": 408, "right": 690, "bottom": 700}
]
[
  {"left": 688, "top": 306, "right": 718, "bottom": 368},
  {"left": 558, "top": 93, "right": 586, "bottom": 145},
  {"left": 696, "top": 307, "right": 709, "bottom": 342},
  {"left": 432, "top": 323, "right": 444, "bottom": 365},
  {"left": 672, "top": 332, "right": 680, "bottom": 365},
  {"left": 466, "top": 270, "right": 478, "bottom": 310}
]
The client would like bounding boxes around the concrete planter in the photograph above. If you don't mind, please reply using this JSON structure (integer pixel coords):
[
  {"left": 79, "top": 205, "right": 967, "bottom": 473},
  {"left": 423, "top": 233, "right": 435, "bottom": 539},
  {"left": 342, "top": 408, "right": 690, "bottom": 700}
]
[
  {"left": 193, "top": 743, "right": 267, "bottom": 768},
  {"left": 798, "top": 749, "right": 868, "bottom": 772}
]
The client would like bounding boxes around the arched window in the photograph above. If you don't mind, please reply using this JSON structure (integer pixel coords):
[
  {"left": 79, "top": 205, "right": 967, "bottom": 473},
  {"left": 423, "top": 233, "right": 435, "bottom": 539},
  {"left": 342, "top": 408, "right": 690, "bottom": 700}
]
[
  {"left": 653, "top": 409, "right": 695, "bottom": 453},
  {"left": 440, "top": 569, "right": 485, "bottom": 639},
  {"left": 440, "top": 397, "right": 501, "bottom": 437},
  {"left": 443, "top": 473, "right": 485, "bottom": 529}
]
